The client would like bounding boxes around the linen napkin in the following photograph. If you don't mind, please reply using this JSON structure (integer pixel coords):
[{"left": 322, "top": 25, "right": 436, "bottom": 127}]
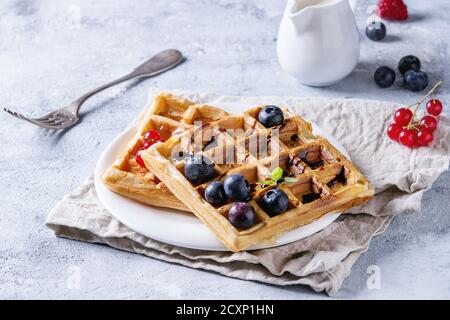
[{"left": 46, "top": 89, "right": 450, "bottom": 296}]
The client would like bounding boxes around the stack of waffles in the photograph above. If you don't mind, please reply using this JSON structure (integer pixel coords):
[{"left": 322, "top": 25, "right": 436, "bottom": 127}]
[
  {"left": 103, "top": 93, "right": 374, "bottom": 252},
  {"left": 102, "top": 93, "right": 229, "bottom": 212}
]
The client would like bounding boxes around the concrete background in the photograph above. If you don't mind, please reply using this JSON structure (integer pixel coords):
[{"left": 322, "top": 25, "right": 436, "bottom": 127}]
[{"left": 0, "top": 0, "right": 449, "bottom": 299}]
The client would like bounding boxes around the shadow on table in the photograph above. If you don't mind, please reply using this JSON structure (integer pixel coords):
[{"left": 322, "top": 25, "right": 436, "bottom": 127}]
[{"left": 336, "top": 167, "right": 450, "bottom": 297}]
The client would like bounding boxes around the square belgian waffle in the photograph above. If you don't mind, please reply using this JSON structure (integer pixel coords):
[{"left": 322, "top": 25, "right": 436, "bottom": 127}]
[
  {"left": 102, "top": 93, "right": 229, "bottom": 212},
  {"left": 142, "top": 105, "right": 374, "bottom": 252}
]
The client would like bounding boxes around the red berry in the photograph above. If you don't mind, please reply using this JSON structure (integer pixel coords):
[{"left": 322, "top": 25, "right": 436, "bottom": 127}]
[
  {"left": 426, "top": 99, "right": 443, "bottom": 116},
  {"left": 142, "top": 140, "right": 156, "bottom": 150},
  {"left": 417, "top": 129, "right": 434, "bottom": 146},
  {"left": 377, "top": 0, "right": 408, "bottom": 21},
  {"left": 420, "top": 115, "right": 438, "bottom": 132},
  {"left": 135, "top": 150, "right": 146, "bottom": 168},
  {"left": 393, "top": 108, "right": 413, "bottom": 126},
  {"left": 143, "top": 130, "right": 162, "bottom": 142},
  {"left": 398, "top": 129, "right": 418, "bottom": 148},
  {"left": 387, "top": 123, "right": 402, "bottom": 141}
]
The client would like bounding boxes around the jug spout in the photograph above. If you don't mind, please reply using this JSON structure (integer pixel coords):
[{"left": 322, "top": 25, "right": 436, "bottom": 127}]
[
  {"left": 292, "top": 0, "right": 357, "bottom": 12},
  {"left": 288, "top": 0, "right": 318, "bottom": 33},
  {"left": 288, "top": 0, "right": 357, "bottom": 33}
]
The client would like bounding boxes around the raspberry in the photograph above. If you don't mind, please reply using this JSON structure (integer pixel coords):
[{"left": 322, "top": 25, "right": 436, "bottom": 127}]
[{"left": 377, "top": 0, "right": 408, "bottom": 21}]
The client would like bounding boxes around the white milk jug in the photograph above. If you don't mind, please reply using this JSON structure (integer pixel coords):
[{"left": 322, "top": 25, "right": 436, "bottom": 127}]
[{"left": 277, "top": 0, "right": 359, "bottom": 87}]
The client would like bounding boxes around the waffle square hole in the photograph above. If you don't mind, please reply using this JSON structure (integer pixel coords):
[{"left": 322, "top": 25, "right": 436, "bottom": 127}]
[
  {"left": 216, "top": 203, "right": 262, "bottom": 232},
  {"left": 176, "top": 158, "right": 222, "bottom": 187},
  {"left": 145, "top": 116, "right": 187, "bottom": 141},
  {"left": 263, "top": 153, "right": 307, "bottom": 178},
  {"left": 222, "top": 165, "right": 268, "bottom": 194},
  {"left": 294, "top": 144, "right": 338, "bottom": 170},
  {"left": 124, "top": 143, "right": 149, "bottom": 174},
  {"left": 196, "top": 183, "right": 228, "bottom": 208},
  {"left": 154, "top": 96, "right": 190, "bottom": 122},
  {"left": 325, "top": 166, "right": 349, "bottom": 192},
  {"left": 190, "top": 124, "right": 229, "bottom": 153},
  {"left": 244, "top": 131, "right": 282, "bottom": 160},
  {"left": 161, "top": 135, "right": 192, "bottom": 162},
  {"left": 189, "top": 105, "right": 229, "bottom": 124},
  {"left": 254, "top": 187, "right": 297, "bottom": 217},
  {"left": 214, "top": 115, "right": 262, "bottom": 140},
  {"left": 246, "top": 106, "right": 296, "bottom": 129},
  {"left": 206, "top": 143, "right": 252, "bottom": 171},
  {"left": 278, "top": 119, "right": 305, "bottom": 148},
  {"left": 246, "top": 106, "right": 289, "bottom": 126},
  {"left": 288, "top": 177, "right": 325, "bottom": 205}
]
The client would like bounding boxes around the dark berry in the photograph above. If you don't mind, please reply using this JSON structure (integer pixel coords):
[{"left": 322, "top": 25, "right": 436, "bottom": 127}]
[
  {"left": 204, "top": 181, "right": 228, "bottom": 206},
  {"left": 184, "top": 155, "right": 215, "bottom": 185},
  {"left": 365, "top": 21, "right": 386, "bottom": 41},
  {"left": 403, "top": 69, "right": 429, "bottom": 92},
  {"left": 258, "top": 189, "right": 289, "bottom": 217},
  {"left": 258, "top": 105, "right": 284, "bottom": 128},
  {"left": 228, "top": 202, "right": 255, "bottom": 229},
  {"left": 223, "top": 174, "right": 250, "bottom": 201},
  {"left": 374, "top": 66, "right": 396, "bottom": 88},
  {"left": 398, "top": 55, "right": 421, "bottom": 75}
]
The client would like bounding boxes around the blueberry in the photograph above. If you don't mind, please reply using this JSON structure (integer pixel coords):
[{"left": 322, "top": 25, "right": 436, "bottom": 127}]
[
  {"left": 223, "top": 174, "right": 250, "bottom": 201},
  {"left": 403, "top": 69, "right": 429, "bottom": 92},
  {"left": 374, "top": 66, "right": 396, "bottom": 88},
  {"left": 398, "top": 55, "right": 421, "bottom": 75},
  {"left": 204, "top": 181, "right": 228, "bottom": 206},
  {"left": 258, "top": 105, "right": 284, "bottom": 128},
  {"left": 258, "top": 189, "right": 289, "bottom": 217},
  {"left": 365, "top": 21, "right": 386, "bottom": 41},
  {"left": 228, "top": 202, "right": 255, "bottom": 229},
  {"left": 184, "top": 155, "right": 215, "bottom": 185}
]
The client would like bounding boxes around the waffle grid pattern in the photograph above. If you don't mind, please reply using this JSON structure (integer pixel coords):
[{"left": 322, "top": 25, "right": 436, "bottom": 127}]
[{"left": 143, "top": 106, "right": 374, "bottom": 251}]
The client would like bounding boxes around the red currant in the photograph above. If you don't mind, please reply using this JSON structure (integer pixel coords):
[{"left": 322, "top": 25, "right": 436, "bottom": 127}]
[
  {"left": 142, "top": 140, "right": 156, "bottom": 150},
  {"left": 398, "top": 129, "right": 418, "bottom": 148},
  {"left": 417, "top": 129, "right": 434, "bottom": 146},
  {"left": 426, "top": 99, "right": 443, "bottom": 116},
  {"left": 420, "top": 115, "right": 438, "bottom": 132},
  {"left": 135, "top": 150, "right": 146, "bottom": 168},
  {"left": 393, "top": 108, "right": 413, "bottom": 126},
  {"left": 143, "top": 130, "right": 162, "bottom": 142},
  {"left": 387, "top": 123, "right": 402, "bottom": 141}
]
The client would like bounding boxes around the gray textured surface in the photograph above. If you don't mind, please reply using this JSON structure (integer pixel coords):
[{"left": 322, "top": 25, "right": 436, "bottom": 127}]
[{"left": 0, "top": 0, "right": 449, "bottom": 299}]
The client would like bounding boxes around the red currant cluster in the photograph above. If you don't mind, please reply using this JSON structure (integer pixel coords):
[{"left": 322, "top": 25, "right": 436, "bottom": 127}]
[
  {"left": 387, "top": 81, "right": 443, "bottom": 148},
  {"left": 135, "top": 130, "right": 163, "bottom": 168}
]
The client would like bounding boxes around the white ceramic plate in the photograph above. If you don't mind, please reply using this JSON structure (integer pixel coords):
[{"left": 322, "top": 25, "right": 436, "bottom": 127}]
[{"left": 94, "top": 102, "right": 350, "bottom": 251}]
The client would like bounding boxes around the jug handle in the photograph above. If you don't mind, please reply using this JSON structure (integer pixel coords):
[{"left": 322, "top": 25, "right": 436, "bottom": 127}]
[{"left": 348, "top": 0, "right": 358, "bottom": 13}]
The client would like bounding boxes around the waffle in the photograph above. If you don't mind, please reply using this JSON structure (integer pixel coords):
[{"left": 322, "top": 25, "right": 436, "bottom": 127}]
[
  {"left": 142, "top": 105, "right": 374, "bottom": 252},
  {"left": 102, "top": 92, "right": 229, "bottom": 212}
]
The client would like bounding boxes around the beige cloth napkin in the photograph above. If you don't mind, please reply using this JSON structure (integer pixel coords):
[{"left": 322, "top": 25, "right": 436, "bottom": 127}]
[{"left": 46, "top": 90, "right": 450, "bottom": 296}]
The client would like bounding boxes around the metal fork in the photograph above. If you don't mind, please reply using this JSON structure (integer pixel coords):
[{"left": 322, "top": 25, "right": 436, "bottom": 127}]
[{"left": 3, "top": 49, "right": 184, "bottom": 130}]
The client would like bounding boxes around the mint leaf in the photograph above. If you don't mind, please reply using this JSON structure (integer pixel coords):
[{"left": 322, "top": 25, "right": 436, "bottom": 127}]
[
  {"left": 258, "top": 180, "right": 274, "bottom": 184},
  {"left": 257, "top": 179, "right": 276, "bottom": 187},
  {"left": 271, "top": 167, "right": 283, "bottom": 182}
]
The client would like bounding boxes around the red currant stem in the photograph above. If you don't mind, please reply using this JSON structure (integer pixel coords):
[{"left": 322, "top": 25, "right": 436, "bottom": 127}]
[{"left": 406, "top": 80, "right": 443, "bottom": 127}]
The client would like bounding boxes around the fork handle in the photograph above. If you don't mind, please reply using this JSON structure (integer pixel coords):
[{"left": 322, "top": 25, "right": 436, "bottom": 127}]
[{"left": 73, "top": 49, "right": 184, "bottom": 110}]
